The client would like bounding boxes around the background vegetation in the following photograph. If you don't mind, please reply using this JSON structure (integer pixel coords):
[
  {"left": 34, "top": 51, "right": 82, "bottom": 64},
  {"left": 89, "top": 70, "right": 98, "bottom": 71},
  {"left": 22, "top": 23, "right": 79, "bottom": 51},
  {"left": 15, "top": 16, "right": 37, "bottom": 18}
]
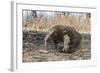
[{"left": 23, "top": 10, "right": 91, "bottom": 33}]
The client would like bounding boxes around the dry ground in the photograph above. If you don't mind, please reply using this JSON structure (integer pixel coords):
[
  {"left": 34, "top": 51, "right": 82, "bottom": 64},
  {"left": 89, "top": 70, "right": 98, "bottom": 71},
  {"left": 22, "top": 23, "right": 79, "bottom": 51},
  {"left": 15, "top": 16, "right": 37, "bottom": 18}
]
[
  {"left": 22, "top": 31, "right": 91, "bottom": 62},
  {"left": 23, "top": 48, "right": 91, "bottom": 62}
]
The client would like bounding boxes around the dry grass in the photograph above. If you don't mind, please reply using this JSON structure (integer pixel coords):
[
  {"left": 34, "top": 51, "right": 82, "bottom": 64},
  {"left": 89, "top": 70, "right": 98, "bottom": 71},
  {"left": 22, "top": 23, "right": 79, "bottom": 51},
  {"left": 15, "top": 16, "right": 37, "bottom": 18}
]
[{"left": 23, "top": 12, "right": 91, "bottom": 33}]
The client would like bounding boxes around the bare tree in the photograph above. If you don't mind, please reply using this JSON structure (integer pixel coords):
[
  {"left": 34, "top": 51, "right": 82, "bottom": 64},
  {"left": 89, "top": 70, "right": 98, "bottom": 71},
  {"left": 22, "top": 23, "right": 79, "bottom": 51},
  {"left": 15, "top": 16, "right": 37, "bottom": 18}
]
[{"left": 32, "top": 10, "right": 37, "bottom": 18}]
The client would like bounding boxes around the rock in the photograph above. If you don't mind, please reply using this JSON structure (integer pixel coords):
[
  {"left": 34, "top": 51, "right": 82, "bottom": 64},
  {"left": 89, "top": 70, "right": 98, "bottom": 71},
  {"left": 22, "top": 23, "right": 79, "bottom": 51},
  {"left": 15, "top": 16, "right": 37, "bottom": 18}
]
[
  {"left": 33, "top": 56, "right": 41, "bottom": 58},
  {"left": 38, "top": 50, "right": 48, "bottom": 54}
]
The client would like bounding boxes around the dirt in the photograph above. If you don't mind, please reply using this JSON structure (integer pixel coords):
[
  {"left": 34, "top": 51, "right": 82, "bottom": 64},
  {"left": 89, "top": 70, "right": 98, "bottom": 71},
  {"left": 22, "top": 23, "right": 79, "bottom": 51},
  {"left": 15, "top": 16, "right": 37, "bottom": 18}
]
[{"left": 22, "top": 31, "right": 91, "bottom": 62}]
